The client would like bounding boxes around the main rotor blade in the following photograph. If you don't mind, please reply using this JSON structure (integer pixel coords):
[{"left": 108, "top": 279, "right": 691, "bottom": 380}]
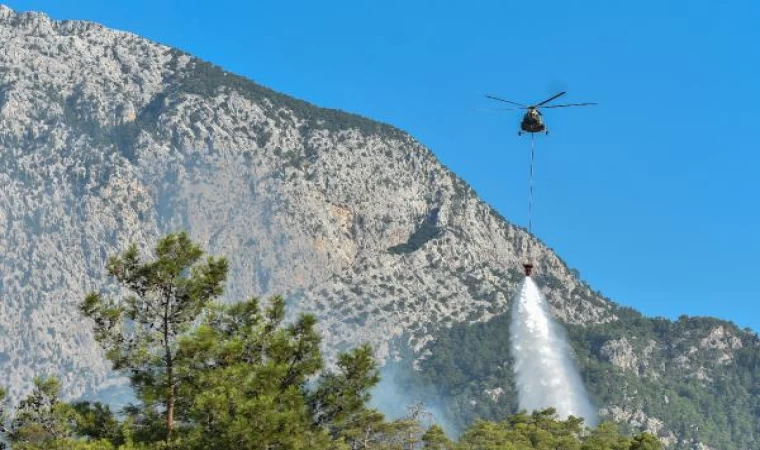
[
  {"left": 534, "top": 91, "right": 566, "bottom": 107},
  {"left": 485, "top": 94, "right": 528, "bottom": 108},
  {"left": 475, "top": 107, "right": 523, "bottom": 112},
  {"left": 540, "top": 102, "right": 598, "bottom": 109}
]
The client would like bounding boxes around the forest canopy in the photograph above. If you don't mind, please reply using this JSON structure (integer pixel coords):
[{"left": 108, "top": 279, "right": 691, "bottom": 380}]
[{"left": 0, "top": 232, "right": 660, "bottom": 450}]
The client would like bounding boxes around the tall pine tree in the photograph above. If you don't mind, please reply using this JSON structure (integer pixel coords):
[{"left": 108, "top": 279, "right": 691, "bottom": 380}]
[{"left": 80, "top": 231, "right": 228, "bottom": 442}]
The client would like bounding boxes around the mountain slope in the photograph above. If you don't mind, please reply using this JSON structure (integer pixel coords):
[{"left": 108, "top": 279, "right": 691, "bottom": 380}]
[
  {"left": 0, "top": 6, "right": 756, "bottom": 450},
  {"left": 398, "top": 306, "right": 760, "bottom": 449},
  {"left": 0, "top": 4, "right": 610, "bottom": 398}
]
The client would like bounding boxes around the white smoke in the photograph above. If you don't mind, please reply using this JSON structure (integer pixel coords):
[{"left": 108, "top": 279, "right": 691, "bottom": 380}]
[
  {"left": 510, "top": 277, "right": 597, "bottom": 425},
  {"left": 373, "top": 363, "right": 460, "bottom": 437}
]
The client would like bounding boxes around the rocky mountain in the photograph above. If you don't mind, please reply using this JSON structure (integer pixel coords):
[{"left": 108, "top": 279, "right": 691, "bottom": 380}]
[
  {"left": 0, "top": 5, "right": 756, "bottom": 450},
  {"left": 402, "top": 303, "right": 760, "bottom": 450}
]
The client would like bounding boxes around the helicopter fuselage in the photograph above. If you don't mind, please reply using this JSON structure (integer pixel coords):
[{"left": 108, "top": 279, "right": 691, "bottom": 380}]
[
  {"left": 520, "top": 108, "right": 546, "bottom": 133},
  {"left": 486, "top": 91, "right": 595, "bottom": 136}
]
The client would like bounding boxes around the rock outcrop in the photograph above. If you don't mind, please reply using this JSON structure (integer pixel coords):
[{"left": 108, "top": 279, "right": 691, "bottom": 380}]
[{"left": 0, "top": 5, "right": 612, "bottom": 400}]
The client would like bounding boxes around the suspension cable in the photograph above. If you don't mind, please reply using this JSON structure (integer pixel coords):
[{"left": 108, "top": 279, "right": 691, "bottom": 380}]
[
  {"left": 529, "top": 133, "right": 535, "bottom": 235},
  {"left": 527, "top": 133, "right": 535, "bottom": 257}
]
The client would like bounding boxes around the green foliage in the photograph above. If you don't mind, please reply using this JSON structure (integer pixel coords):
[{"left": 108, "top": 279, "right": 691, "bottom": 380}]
[
  {"left": 582, "top": 422, "right": 633, "bottom": 450},
  {"left": 566, "top": 316, "right": 760, "bottom": 450},
  {"left": 311, "top": 343, "right": 381, "bottom": 431},
  {"left": 173, "top": 54, "right": 407, "bottom": 139},
  {"left": 2, "top": 394, "right": 659, "bottom": 450},
  {"left": 5, "top": 233, "right": 671, "bottom": 450},
  {"left": 329, "top": 403, "right": 430, "bottom": 450},
  {"left": 399, "top": 303, "right": 759, "bottom": 450},
  {"left": 332, "top": 408, "right": 387, "bottom": 449},
  {"left": 4, "top": 377, "right": 78, "bottom": 448},
  {"left": 71, "top": 402, "right": 124, "bottom": 446},
  {"left": 629, "top": 433, "right": 662, "bottom": 450},
  {"left": 73, "top": 233, "right": 386, "bottom": 448},
  {"left": 455, "top": 409, "right": 655, "bottom": 450},
  {"left": 174, "top": 297, "right": 334, "bottom": 449},
  {"left": 0, "top": 387, "right": 7, "bottom": 450},
  {"left": 400, "top": 310, "right": 517, "bottom": 428},
  {"left": 422, "top": 424, "right": 454, "bottom": 450},
  {"left": 80, "top": 231, "right": 229, "bottom": 441}
]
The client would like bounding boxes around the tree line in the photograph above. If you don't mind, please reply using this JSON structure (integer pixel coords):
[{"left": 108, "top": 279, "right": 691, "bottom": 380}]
[{"left": 0, "top": 232, "right": 661, "bottom": 450}]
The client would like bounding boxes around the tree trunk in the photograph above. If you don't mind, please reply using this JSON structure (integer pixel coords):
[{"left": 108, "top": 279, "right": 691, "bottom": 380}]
[
  {"left": 166, "top": 360, "right": 175, "bottom": 439},
  {"left": 164, "top": 296, "right": 175, "bottom": 442}
]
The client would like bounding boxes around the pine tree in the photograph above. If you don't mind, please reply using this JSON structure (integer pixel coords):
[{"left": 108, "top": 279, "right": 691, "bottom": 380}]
[
  {"left": 311, "top": 344, "right": 381, "bottom": 427},
  {"left": 421, "top": 425, "right": 453, "bottom": 450},
  {"left": 309, "top": 343, "right": 390, "bottom": 449},
  {"left": 71, "top": 402, "right": 124, "bottom": 446},
  {"left": 581, "top": 422, "right": 632, "bottom": 450},
  {"left": 176, "top": 297, "right": 333, "bottom": 449},
  {"left": 80, "top": 231, "right": 228, "bottom": 442},
  {"left": 5, "top": 378, "right": 77, "bottom": 447},
  {"left": 629, "top": 433, "right": 663, "bottom": 450}
]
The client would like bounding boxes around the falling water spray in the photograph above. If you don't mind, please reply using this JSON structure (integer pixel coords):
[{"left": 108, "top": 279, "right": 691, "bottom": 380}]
[{"left": 510, "top": 277, "right": 597, "bottom": 425}]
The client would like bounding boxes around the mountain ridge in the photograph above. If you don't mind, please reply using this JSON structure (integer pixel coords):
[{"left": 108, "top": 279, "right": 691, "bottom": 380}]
[
  {"left": 0, "top": 1, "right": 609, "bottom": 395},
  {"left": 0, "top": 5, "right": 757, "bottom": 450}
]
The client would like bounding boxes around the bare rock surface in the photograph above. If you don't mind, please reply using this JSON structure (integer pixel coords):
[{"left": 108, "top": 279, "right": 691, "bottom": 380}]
[
  {"left": 1, "top": 7, "right": 756, "bottom": 450},
  {"left": 0, "top": 5, "right": 612, "bottom": 400}
]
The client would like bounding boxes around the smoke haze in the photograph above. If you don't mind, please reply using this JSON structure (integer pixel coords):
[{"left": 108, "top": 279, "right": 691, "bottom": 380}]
[{"left": 372, "top": 363, "right": 459, "bottom": 436}]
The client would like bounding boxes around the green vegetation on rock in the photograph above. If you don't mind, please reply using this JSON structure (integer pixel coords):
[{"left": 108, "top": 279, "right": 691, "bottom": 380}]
[
  {"left": 400, "top": 304, "right": 760, "bottom": 450},
  {"left": 0, "top": 234, "right": 659, "bottom": 450}
]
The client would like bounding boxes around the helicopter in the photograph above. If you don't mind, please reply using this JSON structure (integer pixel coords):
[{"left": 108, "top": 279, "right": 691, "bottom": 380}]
[{"left": 484, "top": 91, "right": 596, "bottom": 135}]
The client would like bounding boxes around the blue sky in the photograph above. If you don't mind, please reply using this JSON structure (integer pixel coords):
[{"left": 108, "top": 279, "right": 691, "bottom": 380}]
[{"left": 6, "top": 1, "right": 759, "bottom": 331}]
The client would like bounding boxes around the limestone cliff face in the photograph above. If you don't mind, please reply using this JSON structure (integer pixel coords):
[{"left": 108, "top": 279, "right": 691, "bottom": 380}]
[
  {"left": 0, "top": 5, "right": 615, "bottom": 400},
  {"left": 2, "top": 7, "right": 758, "bottom": 450}
]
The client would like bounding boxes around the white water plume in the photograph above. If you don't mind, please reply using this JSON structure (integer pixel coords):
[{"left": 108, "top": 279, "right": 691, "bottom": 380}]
[{"left": 510, "top": 277, "right": 597, "bottom": 425}]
